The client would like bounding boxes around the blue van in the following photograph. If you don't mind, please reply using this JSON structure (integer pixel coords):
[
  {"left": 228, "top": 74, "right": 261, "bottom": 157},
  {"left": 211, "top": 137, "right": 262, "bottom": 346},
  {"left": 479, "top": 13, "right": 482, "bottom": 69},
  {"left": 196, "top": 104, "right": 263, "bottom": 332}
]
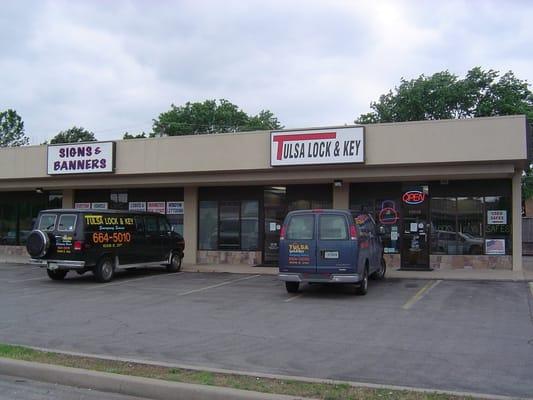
[{"left": 278, "top": 209, "right": 385, "bottom": 295}]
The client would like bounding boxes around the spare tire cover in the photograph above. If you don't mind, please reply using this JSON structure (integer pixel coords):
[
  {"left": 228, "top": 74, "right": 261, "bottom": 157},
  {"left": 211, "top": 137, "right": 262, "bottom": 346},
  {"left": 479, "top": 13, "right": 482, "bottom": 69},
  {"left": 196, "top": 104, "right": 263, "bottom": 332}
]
[{"left": 26, "top": 230, "right": 51, "bottom": 258}]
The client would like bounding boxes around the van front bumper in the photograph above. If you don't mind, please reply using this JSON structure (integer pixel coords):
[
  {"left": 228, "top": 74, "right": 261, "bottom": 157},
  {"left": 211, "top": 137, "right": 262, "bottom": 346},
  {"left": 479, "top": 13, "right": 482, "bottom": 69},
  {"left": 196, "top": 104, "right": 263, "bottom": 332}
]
[
  {"left": 278, "top": 273, "right": 361, "bottom": 283},
  {"left": 30, "top": 259, "right": 86, "bottom": 270}
]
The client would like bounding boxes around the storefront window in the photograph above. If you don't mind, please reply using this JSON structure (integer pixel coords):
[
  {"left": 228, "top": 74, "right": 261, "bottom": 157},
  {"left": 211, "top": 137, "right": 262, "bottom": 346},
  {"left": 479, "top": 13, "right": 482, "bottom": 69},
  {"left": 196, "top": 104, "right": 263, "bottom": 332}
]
[
  {"left": 431, "top": 197, "right": 457, "bottom": 254},
  {"left": 219, "top": 201, "right": 240, "bottom": 250},
  {"left": 241, "top": 201, "right": 259, "bottom": 250},
  {"left": 110, "top": 191, "right": 128, "bottom": 210},
  {"left": 485, "top": 196, "right": 511, "bottom": 255},
  {"left": 0, "top": 192, "right": 48, "bottom": 245},
  {"left": 48, "top": 191, "right": 63, "bottom": 208},
  {"left": 457, "top": 197, "right": 484, "bottom": 255},
  {"left": 199, "top": 201, "right": 218, "bottom": 250}
]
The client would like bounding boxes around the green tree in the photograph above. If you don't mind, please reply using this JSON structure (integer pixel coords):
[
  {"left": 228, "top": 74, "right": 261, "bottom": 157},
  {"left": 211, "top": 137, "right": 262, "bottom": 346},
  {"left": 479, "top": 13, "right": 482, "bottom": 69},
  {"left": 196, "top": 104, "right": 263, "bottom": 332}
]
[
  {"left": 0, "top": 109, "right": 29, "bottom": 147},
  {"left": 123, "top": 132, "right": 147, "bottom": 139},
  {"left": 50, "top": 126, "right": 97, "bottom": 144},
  {"left": 151, "top": 99, "right": 282, "bottom": 137},
  {"left": 356, "top": 67, "right": 533, "bottom": 123}
]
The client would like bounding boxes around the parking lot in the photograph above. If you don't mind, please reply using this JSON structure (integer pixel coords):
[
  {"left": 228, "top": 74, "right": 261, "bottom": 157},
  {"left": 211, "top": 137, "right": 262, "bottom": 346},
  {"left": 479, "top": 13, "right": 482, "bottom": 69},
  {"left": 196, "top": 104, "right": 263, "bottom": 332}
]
[{"left": 0, "top": 264, "right": 532, "bottom": 398}]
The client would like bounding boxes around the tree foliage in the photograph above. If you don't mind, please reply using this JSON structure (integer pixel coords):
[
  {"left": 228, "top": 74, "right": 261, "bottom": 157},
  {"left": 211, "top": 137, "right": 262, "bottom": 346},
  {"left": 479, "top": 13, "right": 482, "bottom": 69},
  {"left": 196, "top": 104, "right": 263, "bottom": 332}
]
[
  {"left": 0, "top": 109, "right": 29, "bottom": 147},
  {"left": 356, "top": 67, "right": 533, "bottom": 123},
  {"left": 50, "top": 126, "right": 97, "bottom": 144},
  {"left": 151, "top": 99, "right": 282, "bottom": 137},
  {"left": 123, "top": 132, "right": 147, "bottom": 140}
]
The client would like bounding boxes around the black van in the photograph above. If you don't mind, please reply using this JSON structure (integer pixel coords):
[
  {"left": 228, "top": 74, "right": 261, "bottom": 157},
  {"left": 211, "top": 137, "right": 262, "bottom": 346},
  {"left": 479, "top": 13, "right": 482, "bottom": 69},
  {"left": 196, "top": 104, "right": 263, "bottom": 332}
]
[{"left": 26, "top": 209, "right": 185, "bottom": 283}]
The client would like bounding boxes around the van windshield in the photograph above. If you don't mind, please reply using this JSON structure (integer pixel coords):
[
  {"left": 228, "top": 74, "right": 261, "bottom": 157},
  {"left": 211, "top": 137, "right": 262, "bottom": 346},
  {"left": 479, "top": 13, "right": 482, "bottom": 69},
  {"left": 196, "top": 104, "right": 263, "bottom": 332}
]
[{"left": 286, "top": 215, "right": 314, "bottom": 240}]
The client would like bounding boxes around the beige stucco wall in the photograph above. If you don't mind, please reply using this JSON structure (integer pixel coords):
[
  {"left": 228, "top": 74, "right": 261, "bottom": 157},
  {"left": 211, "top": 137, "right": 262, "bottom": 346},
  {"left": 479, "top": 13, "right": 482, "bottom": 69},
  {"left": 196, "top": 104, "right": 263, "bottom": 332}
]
[{"left": 0, "top": 116, "right": 528, "bottom": 188}]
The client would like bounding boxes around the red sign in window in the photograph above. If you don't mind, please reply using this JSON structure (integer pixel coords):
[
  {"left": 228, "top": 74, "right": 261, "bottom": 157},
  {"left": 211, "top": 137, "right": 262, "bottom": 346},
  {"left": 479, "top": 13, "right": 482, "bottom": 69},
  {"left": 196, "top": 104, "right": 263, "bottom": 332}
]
[{"left": 402, "top": 191, "right": 426, "bottom": 205}]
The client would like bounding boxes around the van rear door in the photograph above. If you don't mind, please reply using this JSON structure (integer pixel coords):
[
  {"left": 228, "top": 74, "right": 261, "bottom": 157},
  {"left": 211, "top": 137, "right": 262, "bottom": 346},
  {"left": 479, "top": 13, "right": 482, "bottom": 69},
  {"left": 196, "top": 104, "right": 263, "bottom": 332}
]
[
  {"left": 316, "top": 212, "right": 356, "bottom": 274},
  {"left": 282, "top": 213, "right": 317, "bottom": 273}
]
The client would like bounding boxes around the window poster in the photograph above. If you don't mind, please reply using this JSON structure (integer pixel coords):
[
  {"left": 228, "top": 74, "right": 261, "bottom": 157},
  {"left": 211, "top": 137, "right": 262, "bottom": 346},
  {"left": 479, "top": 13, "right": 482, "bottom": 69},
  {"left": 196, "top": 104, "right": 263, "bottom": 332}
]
[
  {"left": 485, "top": 239, "right": 505, "bottom": 255},
  {"left": 487, "top": 210, "right": 507, "bottom": 225},
  {"left": 147, "top": 201, "right": 166, "bottom": 214},
  {"left": 74, "top": 202, "right": 91, "bottom": 209},
  {"left": 129, "top": 202, "right": 147, "bottom": 211},
  {"left": 166, "top": 201, "right": 184, "bottom": 215},
  {"left": 91, "top": 202, "right": 108, "bottom": 210}
]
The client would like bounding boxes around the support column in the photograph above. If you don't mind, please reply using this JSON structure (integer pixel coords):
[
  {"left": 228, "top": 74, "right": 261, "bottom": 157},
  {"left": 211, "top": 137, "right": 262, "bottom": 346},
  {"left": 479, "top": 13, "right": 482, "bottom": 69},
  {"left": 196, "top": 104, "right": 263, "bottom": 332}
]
[
  {"left": 512, "top": 169, "right": 523, "bottom": 271},
  {"left": 183, "top": 186, "right": 198, "bottom": 265},
  {"left": 332, "top": 183, "right": 349, "bottom": 209},
  {"left": 62, "top": 189, "right": 74, "bottom": 208}
]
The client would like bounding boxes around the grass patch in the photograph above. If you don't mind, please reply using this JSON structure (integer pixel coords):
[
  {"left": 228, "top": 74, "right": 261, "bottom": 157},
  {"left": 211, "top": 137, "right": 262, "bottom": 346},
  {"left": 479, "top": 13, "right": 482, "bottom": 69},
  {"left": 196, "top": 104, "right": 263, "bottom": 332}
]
[{"left": 0, "top": 343, "right": 478, "bottom": 400}]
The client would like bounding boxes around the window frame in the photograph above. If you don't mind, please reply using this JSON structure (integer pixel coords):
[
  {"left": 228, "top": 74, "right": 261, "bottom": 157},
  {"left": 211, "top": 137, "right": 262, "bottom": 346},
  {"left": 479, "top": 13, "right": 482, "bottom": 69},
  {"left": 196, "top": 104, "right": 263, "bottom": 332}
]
[{"left": 38, "top": 214, "right": 57, "bottom": 231}]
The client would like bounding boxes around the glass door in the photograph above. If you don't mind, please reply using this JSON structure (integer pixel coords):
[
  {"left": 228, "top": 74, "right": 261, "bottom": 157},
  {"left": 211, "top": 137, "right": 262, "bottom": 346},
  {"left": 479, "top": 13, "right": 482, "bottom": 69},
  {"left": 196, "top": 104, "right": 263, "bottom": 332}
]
[
  {"left": 401, "top": 187, "right": 430, "bottom": 270},
  {"left": 263, "top": 187, "right": 287, "bottom": 265}
]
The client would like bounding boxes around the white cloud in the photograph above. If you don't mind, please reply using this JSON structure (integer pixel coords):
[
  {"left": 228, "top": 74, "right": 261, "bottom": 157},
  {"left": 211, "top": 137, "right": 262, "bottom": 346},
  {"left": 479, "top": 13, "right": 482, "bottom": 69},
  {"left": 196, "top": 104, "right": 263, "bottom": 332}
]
[{"left": 0, "top": 0, "right": 532, "bottom": 143}]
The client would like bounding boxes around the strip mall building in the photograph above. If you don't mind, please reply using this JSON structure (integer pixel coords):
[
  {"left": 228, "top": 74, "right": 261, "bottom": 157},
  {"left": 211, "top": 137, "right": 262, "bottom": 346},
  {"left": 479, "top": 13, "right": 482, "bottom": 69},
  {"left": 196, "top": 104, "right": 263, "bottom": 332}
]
[{"left": 0, "top": 115, "right": 530, "bottom": 272}]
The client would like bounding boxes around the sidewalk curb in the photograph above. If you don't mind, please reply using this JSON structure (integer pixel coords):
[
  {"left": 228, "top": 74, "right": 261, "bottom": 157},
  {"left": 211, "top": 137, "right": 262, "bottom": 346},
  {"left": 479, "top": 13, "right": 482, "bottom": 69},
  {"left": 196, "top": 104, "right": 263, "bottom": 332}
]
[
  {"left": 2, "top": 348, "right": 530, "bottom": 400},
  {"left": 0, "top": 357, "right": 308, "bottom": 400}
]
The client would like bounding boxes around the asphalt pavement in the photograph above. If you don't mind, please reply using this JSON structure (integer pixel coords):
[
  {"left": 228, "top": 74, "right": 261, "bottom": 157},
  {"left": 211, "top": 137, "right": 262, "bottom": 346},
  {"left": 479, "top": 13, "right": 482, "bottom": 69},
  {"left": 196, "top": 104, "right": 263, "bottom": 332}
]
[{"left": 0, "top": 264, "right": 532, "bottom": 398}]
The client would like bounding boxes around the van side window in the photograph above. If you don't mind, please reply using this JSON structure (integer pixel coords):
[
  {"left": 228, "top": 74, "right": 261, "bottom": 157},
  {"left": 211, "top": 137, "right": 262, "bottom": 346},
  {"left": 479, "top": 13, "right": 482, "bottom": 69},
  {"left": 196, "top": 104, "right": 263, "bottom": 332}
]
[
  {"left": 58, "top": 214, "right": 77, "bottom": 232},
  {"left": 159, "top": 217, "right": 171, "bottom": 233},
  {"left": 287, "top": 215, "right": 314, "bottom": 240},
  {"left": 134, "top": 216, "right": 144, "bottom": 232},
  {"left": 38, "top": 214, "right": 57, "bottom": 231},
  {"left": 144, "top": 216, "right": 159, "bottom": 233},
  {"left": 319, "top": 215, "right": 348, "bottom": 240}
]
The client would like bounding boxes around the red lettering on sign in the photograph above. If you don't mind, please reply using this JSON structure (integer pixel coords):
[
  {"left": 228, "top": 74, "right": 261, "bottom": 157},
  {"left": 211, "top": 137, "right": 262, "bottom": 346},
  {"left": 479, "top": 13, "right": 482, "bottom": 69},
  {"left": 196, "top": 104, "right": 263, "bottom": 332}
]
[
  {"left": 402, "top": 191, "right": 426, "bottom": 205},
  {"left": 273, "top": 132, "right": 337, "bottom": 160}
]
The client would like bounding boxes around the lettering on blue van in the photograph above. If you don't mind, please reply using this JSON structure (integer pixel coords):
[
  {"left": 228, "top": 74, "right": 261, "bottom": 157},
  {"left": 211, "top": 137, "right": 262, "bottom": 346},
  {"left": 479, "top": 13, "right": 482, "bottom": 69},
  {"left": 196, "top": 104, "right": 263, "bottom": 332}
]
[{"left": 288, "top": 243, "right": 310, "bottom": 265}]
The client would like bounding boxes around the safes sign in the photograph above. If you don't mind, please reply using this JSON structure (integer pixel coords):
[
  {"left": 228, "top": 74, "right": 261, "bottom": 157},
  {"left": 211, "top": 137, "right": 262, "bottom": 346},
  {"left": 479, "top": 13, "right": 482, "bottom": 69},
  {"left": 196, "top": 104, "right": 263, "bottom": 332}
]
[
  {"left": 47, "top": 142, "right": 115, "bottom": 175},
  {"left": 270, "top": 127, "right": 364, "bottom": 166}
]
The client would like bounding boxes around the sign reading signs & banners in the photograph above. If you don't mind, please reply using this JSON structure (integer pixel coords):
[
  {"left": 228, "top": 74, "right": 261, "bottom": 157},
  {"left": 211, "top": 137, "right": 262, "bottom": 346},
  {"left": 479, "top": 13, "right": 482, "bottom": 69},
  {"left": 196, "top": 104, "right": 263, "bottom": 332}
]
[
  {"left": 47, "top": 142, "right": 115, "bottom": 175},
  {"left": 270, "top": 127, "right": 364, "bottom": 166}
]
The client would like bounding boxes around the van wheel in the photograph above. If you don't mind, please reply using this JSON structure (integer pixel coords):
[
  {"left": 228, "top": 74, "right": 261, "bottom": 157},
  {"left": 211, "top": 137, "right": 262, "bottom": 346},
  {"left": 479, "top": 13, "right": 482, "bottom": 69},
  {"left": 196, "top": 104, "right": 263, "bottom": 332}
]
[
  {"left": 355, "top": 267, "right": 368, "bottom": 296},
  {"left": 167, "top": 253, "right": 182, "bottom": 273},
  {"left": 94, "top": 257, "right": 115, "bottom": 283},
  {"left": 371, "top": 257, "right": 386, "bottom": 280},
  {"left": 285, "top": 282, "right": 299, "bottom": 293},
  {"left": 47, "top": 269, "right": 67, "bottom": 281}
]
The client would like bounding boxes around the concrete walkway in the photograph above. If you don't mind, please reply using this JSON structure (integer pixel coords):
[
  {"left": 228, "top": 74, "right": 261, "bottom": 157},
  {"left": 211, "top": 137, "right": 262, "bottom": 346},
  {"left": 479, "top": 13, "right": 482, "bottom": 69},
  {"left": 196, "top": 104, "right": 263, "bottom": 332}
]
[{"left": 2, "top": 253, "right": 532, "bottom": 281}]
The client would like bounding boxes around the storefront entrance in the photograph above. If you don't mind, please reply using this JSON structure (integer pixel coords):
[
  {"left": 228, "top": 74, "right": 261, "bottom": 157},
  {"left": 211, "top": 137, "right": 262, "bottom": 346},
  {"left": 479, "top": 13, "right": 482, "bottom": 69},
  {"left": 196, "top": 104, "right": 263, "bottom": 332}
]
[{"left": 400, "top": 187, "right": 430, "bottom": 270}]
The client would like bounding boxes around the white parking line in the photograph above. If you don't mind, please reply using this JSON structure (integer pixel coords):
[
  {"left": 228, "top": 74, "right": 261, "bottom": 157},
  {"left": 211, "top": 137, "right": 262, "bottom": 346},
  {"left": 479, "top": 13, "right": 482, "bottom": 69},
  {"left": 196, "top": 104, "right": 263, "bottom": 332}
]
[
  {"left": 284, "top": 294, "right": 303, "bottom": 302},
  {"left": 402, "top": 280, "right": 442, "bottom": 310},
  {"left": 7, "top": 277, "right": 45, "bottom": 283},
  {"left": 178, "top": 274, "right": 260, "bottom": 296},
  {"left": 87, "top": 272, "right": 184, "bottom": 289}
]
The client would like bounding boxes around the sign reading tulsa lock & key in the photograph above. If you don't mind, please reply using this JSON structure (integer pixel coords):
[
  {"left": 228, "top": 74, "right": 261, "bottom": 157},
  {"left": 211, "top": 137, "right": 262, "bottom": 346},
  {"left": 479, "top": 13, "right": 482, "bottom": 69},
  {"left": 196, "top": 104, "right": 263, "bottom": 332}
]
[
  {"left": 47, "top": 142, "right": 115, "bottom": 175},
  {"left": 270, "top": 127, "right": 364, "bottom": 166}
]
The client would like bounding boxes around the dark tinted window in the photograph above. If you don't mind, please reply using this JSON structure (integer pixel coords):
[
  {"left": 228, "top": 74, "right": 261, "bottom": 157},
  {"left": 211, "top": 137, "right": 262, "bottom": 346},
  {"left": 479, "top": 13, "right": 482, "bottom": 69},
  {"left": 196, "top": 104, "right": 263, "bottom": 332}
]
[
  {"left": 319, "top": 214, "right": 348, "bottom": 240},
  {"left": 159, "top": 217, "right": 170, "bottom": 233},
  {"left": 38, "top": 214, "right": 57, "bottom": 231},
  {"left": 144, "top": 216, "right": 159, "bottom": 233},
  {"left": 286, "top": 215, "right": 314, "bottom": 240},
  {"left": 58, "top": 214, "right": 77, "bottom": 232}
]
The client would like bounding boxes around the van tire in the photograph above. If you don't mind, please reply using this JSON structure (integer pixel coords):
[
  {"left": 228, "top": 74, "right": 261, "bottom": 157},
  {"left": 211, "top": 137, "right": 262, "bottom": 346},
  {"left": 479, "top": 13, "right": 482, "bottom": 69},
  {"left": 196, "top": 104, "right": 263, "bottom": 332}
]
[
  {"left": 371, "top": 257, "right": 386, "bottom": 280},
  {"left": 167, "top": 252, "right": 182, "bottom": 273},
  {"left": 46, "top": 269, "right": 67, "bottom": 281},
  {"left": 355, "top": 267, "right": 368, "bottom": 296},
  {"left": 285, "top": 282, "right": 299, "bottom": 293},
  {"left": 94, "top": 257, "right": 115, "bottom": 283}
]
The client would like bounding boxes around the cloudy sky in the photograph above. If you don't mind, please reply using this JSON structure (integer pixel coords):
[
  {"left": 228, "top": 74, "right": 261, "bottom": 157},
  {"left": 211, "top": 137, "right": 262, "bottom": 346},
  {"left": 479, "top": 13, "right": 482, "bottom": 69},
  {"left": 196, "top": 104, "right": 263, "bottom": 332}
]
[{"left": 2, "top": 0, "right": 532, "bottom": 144}]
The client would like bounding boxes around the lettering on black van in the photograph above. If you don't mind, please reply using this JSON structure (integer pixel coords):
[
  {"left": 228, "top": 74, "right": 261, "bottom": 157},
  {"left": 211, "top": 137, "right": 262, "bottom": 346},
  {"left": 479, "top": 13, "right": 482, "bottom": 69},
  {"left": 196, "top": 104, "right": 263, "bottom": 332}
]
[
  {"left": 288, "top": 243, "right": 310, "bottom": 265},
  {"left": 84, "top": 215, "right": 135, "bottom": 248}
]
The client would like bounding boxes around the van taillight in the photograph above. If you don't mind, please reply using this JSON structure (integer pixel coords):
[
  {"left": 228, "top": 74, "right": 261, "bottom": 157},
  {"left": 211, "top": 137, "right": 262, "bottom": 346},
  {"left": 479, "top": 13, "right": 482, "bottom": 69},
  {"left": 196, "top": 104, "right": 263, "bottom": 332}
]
[
  {"left": 280, "top": 225, "right": 286, "bottom": 241},
  {"left": 74, "top": 241, "right": 84, "bottom": 251},
  {"left": 350, "top": 225, "right": 358, "bottom": 240}
]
